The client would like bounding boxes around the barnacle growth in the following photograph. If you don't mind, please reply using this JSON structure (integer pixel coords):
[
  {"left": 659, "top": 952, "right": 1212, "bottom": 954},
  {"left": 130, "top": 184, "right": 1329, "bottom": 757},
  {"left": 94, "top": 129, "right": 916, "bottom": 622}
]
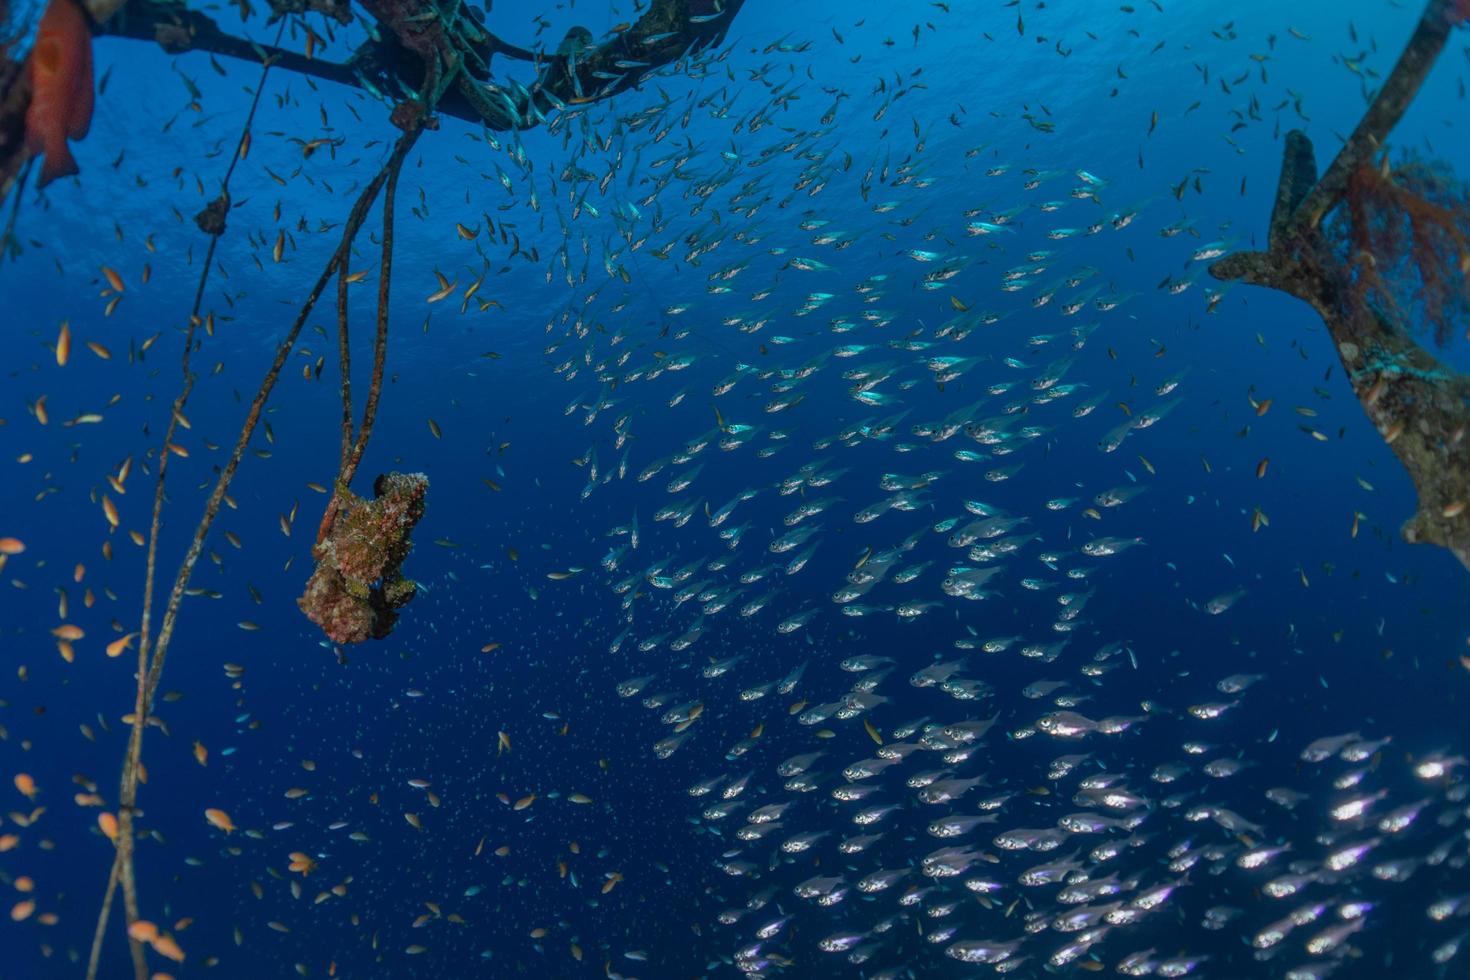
[{"left": 299, "top": 472, "right": 429, "bottom": 644}]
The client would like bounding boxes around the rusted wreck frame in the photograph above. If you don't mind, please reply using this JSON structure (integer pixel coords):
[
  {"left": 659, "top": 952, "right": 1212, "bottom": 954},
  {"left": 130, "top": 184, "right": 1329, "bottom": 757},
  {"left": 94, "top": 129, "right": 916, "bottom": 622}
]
[
  {"left": 0, "top": 0, "right": 745, "bottom": 201},
  {"left": 1211, "top": 0, "right": 1470, "bottom": 571},
  {"left": 92, "top": 0, "right": 746, "bottom": 127},
  {"left": 98, "top": 0, "right": 538, "bottom": 119}
]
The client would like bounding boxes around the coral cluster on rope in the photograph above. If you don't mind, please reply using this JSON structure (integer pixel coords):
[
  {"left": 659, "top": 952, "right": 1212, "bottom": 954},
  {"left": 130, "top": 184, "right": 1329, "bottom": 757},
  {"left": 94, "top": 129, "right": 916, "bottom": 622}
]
[{"left": 298, "top": 471, "right": 429, "bottom": 644}]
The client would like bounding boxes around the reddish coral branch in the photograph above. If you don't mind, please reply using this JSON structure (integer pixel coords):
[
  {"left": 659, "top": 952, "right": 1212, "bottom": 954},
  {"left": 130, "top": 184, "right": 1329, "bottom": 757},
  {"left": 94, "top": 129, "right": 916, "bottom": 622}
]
[{"left": 1345, "top": 161, "right": 1470, "bottom": 346}]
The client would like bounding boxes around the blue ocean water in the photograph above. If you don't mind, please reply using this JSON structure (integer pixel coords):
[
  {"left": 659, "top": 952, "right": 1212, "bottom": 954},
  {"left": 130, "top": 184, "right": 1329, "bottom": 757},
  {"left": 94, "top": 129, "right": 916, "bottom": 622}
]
[{"left": 2, "top": 1, "right": 1469, "bottom": 978}]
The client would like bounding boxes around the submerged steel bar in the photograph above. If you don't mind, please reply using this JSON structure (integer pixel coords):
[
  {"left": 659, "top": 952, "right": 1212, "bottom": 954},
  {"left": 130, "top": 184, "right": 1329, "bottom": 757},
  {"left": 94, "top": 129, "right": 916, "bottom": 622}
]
[
  {"left": 1292, "top": 2, "right": 1460, "bottom": 230},
  {"left": 2, "top": 0, "right": 747, "bottom": 202},
  {"left": 1211, "top": 0, "right": 1470, "bottom": 571}
]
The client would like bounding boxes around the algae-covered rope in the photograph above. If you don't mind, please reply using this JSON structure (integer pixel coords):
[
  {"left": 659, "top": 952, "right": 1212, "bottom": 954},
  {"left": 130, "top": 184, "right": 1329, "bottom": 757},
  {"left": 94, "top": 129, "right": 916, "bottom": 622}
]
[
  {"left": 89, "top": 124, "right": 422, "bottom": 980},
  {"left": 315, "top": 55, "right": 448, "bottom": 548},
  {"left": 88, "top": 18, "right": 288, "bottom": 978},
  {"left": 336, "top": 262, "right": 355, "bottom": 474},
  {"left": 337, "top": 128, "right": 406, "bottom": 502},
  {"left": 316, "top": 151, "right": 404, "bottom": 543}
]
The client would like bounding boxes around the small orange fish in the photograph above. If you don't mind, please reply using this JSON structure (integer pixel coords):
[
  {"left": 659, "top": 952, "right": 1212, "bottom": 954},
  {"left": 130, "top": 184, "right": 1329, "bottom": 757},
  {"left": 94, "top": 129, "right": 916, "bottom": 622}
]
[
  {"left": 203, "top": 807, "right": 235, "bottom": 834},
  {"left": 97, "top": 811, "right": 118, "bottom": 840},
  {"left": 25, "top": 0, "right": 94, "bottom": 187},
  {"left": 150, "top": 933, "right": 185, "bottom": 962},
  {"left": 127, "top": 921, "right": 160, "bottom": 944}
]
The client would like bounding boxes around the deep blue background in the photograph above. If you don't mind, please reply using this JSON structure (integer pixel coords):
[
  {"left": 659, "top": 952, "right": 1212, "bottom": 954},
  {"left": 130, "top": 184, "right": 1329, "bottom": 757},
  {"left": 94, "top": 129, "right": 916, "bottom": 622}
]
[{"left": 2, "top": 1, "right": 1468, "bottom": 978}]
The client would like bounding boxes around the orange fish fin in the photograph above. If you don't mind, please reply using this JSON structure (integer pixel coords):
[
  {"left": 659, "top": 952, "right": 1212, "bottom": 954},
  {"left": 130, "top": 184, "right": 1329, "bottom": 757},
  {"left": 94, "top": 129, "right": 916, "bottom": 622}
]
[{"left": 39, "top": 139, "right": 80, "bottom": 187}]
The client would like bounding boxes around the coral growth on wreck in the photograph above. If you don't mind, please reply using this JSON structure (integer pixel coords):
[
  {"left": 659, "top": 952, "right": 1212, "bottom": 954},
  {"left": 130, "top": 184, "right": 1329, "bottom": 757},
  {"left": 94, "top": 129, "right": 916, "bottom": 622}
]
[
  {"left": 1339, "top": 156, "right": 1470, "bottom": 347},
  {"left": 298, "top": 471, "right": 428, "bottom": 644}
]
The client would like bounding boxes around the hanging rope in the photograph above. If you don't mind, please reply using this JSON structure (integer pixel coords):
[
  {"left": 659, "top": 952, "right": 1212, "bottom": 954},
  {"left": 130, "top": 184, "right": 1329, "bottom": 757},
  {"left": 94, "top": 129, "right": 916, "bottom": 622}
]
[
  {"left": 89, "top": 125, "right": 422, "bottom": 979},
  {"left": 83, "top": 19, "right": 434, "bottom": 977},
  {"left": 312, "top": 55, "right": 445, "bottom": 550},
  {"left": 85, "top": 21, "right": 287, "bottom": 975}
]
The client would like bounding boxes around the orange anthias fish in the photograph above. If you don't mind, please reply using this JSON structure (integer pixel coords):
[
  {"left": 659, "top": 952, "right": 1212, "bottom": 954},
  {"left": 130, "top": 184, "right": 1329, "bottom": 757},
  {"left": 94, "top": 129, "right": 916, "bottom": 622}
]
[{"left": 25, "top": 0, "right": 94, "bottom": 188}]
